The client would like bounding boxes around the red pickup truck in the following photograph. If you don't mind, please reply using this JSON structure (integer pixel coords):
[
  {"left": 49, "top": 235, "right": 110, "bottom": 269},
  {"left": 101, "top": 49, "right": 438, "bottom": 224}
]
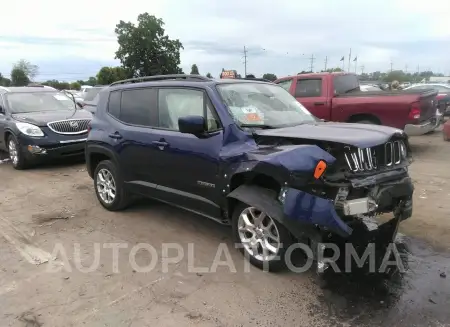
[{"left": 274, "top": 72, "right": 441, "bottom": 136}]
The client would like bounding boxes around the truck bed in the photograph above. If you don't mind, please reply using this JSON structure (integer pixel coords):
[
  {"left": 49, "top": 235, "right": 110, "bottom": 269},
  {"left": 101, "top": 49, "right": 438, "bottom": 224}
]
[{"left": 336, "top": 89, "right": 438, "bottom": 98}]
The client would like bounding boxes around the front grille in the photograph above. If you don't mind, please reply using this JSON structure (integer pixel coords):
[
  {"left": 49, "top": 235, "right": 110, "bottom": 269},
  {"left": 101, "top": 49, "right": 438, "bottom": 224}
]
[
  {"left": 47, "top": 119, "right": 90, "bottom": 135},
  {"left": 344, "top": 140, "right": 405, "bottom": 172}
]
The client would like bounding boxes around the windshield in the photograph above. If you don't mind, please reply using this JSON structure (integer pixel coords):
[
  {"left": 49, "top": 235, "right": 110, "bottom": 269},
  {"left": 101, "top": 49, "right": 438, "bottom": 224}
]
[
  {"left": 217, "top": 83, "right": 316, "bottom": 128},
  {"left": 83, "top": 87, "right": 103, "bottom": 101},
  {"left": 5, "top": 92, "right": 75, "bottom": 113}
]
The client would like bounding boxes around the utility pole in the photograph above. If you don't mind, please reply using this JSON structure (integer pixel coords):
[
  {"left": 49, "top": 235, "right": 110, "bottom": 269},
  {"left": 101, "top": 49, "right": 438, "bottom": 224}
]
[
  {"left": 324, "top": 56, "right": 328, "bottom": 71},
  {"left": 390, "top": 59, "right": 393, "bottom": 72},
  {"left": 309, "top": 54, "right": 315, "bottom": 72},
  {"left": 242, "top": 46, "right": 248, "bottom": 77},
  {"left": 360, "top": 65, "right": 365, "bottom": 75},
  {"left": 404, "top": 64, "right": 408, "bottom": 73},
  {"left": 347, "top": 48, "right": 352, "bottom": 72}
]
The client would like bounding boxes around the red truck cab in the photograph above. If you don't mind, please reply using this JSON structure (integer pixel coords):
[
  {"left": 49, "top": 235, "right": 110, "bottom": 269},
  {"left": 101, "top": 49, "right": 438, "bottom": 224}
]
[{"left": 275, "top": 72, "right": 441, "bottom": 136}]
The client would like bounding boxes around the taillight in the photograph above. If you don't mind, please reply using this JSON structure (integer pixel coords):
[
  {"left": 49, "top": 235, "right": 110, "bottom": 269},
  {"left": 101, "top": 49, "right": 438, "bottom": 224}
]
[
  {"left": 408, "top": 102, "right": 421, "bottom": 120},
  {"left": 437, "top": 94, "right": 447, "bottom": 100}
]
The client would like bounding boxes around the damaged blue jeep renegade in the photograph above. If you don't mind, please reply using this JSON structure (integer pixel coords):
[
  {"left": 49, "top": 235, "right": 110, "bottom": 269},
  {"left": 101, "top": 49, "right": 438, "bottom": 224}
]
[{"left": 86, "top": 75, "right": 414, "bottom": 272}]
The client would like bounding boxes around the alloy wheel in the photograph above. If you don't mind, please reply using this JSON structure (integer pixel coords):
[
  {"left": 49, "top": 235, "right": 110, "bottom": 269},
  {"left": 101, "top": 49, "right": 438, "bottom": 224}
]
[
  {"left": 8, "top": 140, "right": 18, "bottom": 166},
  {"left": 96, "top": 168, "right": 116, "bottom": 204},
  {"left": 237, "top": 206, "right": 281, "bottom": 261}
]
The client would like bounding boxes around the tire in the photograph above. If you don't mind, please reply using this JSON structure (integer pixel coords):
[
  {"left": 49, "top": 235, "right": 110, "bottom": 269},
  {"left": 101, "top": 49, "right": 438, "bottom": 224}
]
[
  {"left": 232, "top": 201, "right": 293, "bottom": 272},
  {"left": 93, "top": 160, "right": 131, "bottom": 211},
  {"left": 7, "top": 135, "right": 29, "bottom": 170}
]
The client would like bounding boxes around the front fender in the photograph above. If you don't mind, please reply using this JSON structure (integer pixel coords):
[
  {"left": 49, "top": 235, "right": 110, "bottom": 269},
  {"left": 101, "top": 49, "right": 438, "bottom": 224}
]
[
  {"left": 221, "top": 144, "right": 337, "bottom": 192},
  {"left": 227, "top": 184, "right": 352, "bottom": 239}
]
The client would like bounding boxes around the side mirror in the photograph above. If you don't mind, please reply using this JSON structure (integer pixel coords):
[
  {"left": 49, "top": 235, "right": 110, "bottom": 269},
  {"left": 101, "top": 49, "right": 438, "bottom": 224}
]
[
  {"left": 76, "top": 101, "right": 84, "bottom": 109},
  {"left": 179, "top": 115, "right": 206, "bottom": 135}
]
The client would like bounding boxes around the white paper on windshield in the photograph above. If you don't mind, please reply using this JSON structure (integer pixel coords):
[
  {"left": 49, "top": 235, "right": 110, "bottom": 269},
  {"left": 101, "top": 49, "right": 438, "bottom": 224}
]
[
  {"left": 54, "top": 95, "right": 69, "bottom": 101},
  {"left": 229, "top": 105, "right": 265, "bottom": 124}
]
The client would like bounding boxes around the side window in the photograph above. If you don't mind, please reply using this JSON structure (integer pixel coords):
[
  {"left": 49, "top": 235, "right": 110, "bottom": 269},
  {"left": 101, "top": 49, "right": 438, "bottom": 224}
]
[
  {"left": 107, "top": 91, "right": 121, "bottom": 119},
  {"left": 120, "top": 88, "right": 155, "bottom": 126},
  {"left": 276, "top": 79, "right": 292, "bottom": 91},
  {"left": 158, "top": 88, "right": 220, "bottom": 132},
  {"left": 294, "top": 79, "right": 322, "bottom": 97}
]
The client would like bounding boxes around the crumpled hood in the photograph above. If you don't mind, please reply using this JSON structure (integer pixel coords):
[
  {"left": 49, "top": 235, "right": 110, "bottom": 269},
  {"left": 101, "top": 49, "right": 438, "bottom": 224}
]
[
  {"left": 12, "top": 110, "right": 92, "bottom": 126},
  {"left": 254, "top": 122, "right": 405, "bottom": 148}
]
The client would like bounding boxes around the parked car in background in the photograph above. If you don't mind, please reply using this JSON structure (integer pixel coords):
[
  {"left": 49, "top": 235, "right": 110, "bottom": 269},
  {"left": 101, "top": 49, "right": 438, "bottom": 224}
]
[
  {"left": 0, "top": 86, "right": 92, "bottom": 169},
  {"left": 275, "top": 72, "right": 441, "bottom": 136},
  {"left": 360, "top": 84, "right": 383, "bottom": 92},
  {"left": 85, "top": 74, "right": 414, "bottom": 273},
  {"left": 82, "top": 86, "right": 105, "bottom": 114},
  {"left": 404, "top": 83, "right": 450, "bottom": 117}
]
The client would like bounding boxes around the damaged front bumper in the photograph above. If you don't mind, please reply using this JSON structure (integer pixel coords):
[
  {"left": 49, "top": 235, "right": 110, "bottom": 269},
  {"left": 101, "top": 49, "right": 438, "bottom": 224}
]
[
  {"left": 280, "top": 175, "right": 413, "bottom": 239},
  {"left": 228, "top": 172, "right": 413, "bottom": 242}
]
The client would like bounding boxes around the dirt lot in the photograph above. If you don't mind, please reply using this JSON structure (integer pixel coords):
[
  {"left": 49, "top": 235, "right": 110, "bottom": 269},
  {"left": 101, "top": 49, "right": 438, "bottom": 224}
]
[{"left": 0, "top": 130, "right": 449, "bottom": 327}]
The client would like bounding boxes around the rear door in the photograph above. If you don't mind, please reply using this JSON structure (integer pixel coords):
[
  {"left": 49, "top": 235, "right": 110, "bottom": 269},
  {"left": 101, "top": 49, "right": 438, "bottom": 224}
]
[
  {"left": 292, "top": 77, "right": 330, "bottom": 120},
  {"left": 105, "top": 87, "right": 164, "bottom": 198}
]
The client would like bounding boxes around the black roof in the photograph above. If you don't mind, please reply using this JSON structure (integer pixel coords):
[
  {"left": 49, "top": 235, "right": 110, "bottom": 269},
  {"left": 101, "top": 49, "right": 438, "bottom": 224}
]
[{"left": 108, "top": 74, "right": 273, "bottom": 91}]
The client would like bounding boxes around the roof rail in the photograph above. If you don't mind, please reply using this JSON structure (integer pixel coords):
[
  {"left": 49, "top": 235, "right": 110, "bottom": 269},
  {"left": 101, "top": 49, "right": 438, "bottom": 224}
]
[
  {"left": 110, "top": 74, "right": 211, "bottom": 86},
  {"left": 241, "top": 77, "right": 273, "bottom": 82}
]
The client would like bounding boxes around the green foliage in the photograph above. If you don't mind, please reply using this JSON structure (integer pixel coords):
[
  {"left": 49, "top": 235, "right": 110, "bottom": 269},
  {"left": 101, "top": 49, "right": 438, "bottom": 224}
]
[
  {"left": 97, "top": 66, "right": 130, "bottom": 85},
  {"left": 0, "top": 73, "right": 11, "bottom": 86},
  {"left": 322, "top": 67, "right": 343, "bottom": 73},
  {"left": 206, "top": 72, "right": 212, "bottom": 78},
  {"left": 262, "top": 73, "right": 277, "bottom": 81},
  {"left": 14, "top": 59, "right": 39, "bottom": 81},
  {"left": 11, "top": 68, "right": 30, "bottom": 86},
  {"left": 114, "top": 13, "right": 184, "bottom": 77},
  {"left": 190, "top": 64, "right": 199, "bottom": 75},
  {"left": 70, "top": 82, "right": 81, "bottom": 90}
]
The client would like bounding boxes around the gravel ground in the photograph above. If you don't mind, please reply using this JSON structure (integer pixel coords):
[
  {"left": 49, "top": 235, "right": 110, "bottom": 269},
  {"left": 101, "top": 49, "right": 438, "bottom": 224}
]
[{"left": 0, "top": 130, "right": 449, "bottom": 327}]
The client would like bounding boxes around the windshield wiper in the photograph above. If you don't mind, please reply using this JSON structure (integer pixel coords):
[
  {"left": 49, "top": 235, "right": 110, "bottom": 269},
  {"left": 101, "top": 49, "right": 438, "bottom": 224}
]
[{"left": 240, "top": 124, "right": 278, "bottom": 129}]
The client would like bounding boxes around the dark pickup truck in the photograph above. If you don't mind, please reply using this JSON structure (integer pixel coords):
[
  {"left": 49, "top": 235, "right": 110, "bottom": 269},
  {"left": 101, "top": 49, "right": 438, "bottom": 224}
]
[{"left": 275, "top": 73, "right": 440, "bottom": 136}]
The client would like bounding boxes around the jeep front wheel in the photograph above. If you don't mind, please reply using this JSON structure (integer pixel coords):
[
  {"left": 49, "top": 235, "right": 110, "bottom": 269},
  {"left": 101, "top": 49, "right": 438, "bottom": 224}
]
[{"left": 232, "top": 202, "right": 292, "bottom": 271}]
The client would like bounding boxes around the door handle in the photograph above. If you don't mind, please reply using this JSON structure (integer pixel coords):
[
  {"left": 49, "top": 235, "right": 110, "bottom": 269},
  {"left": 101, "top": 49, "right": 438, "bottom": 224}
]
[
  {"left": 314, "top": 102, "right": 326, "bottom": 105},
  {"left": 108, "top": 132, "right": 122, "bottom": 139},
  {"left": 152, "top": 141, "right": 169, "bottom": 148}
]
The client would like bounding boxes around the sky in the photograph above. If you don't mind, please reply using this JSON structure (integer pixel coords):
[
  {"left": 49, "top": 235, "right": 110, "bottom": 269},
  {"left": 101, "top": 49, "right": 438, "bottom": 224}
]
[{"left": 1, "top": 0, "right": 450, "bottom": 81}]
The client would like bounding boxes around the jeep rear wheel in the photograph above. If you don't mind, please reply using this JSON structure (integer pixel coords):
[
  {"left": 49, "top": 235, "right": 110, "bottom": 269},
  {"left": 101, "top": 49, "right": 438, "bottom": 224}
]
[
  {"left": 94, "top": 160, "right": 131, "bottom": 211},
  {"left": 232, "top": 202, "right": 292, "bottom": 271}
]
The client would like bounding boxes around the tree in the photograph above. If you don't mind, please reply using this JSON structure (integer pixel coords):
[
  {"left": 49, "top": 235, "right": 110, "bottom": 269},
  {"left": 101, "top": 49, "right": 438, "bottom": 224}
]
[
  {"left": 115, "top": 13, "right": 184, "bottom": 77},
  {"left": 0, "top": 73, "right": 11, "bottom": 86},
  {"left": 190, "top": 64, "right": 199, "bottom": 75},
  {"left": 11, "top": 68, "right": 30, "bottom": 86},
  {"left": 322, "top": 67, "right": 343, "bottom": 73},
  {"left": 262, "top": 73, "right": 277, "bottom": 81},
  {"left": 86, "top": 77, "right": 97, "bottom": 86},
  {"left": 70, "top": 82, "right": 81, "bottom": 90},
  {"left": 97, "top": 66, "right": 130, "bottom": 85},
  {"left": 13, "top": 59, "right": 39, "bottom": 81},
  {"left": 206, "top": 72, "right": 212, "bottom": 78}
]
